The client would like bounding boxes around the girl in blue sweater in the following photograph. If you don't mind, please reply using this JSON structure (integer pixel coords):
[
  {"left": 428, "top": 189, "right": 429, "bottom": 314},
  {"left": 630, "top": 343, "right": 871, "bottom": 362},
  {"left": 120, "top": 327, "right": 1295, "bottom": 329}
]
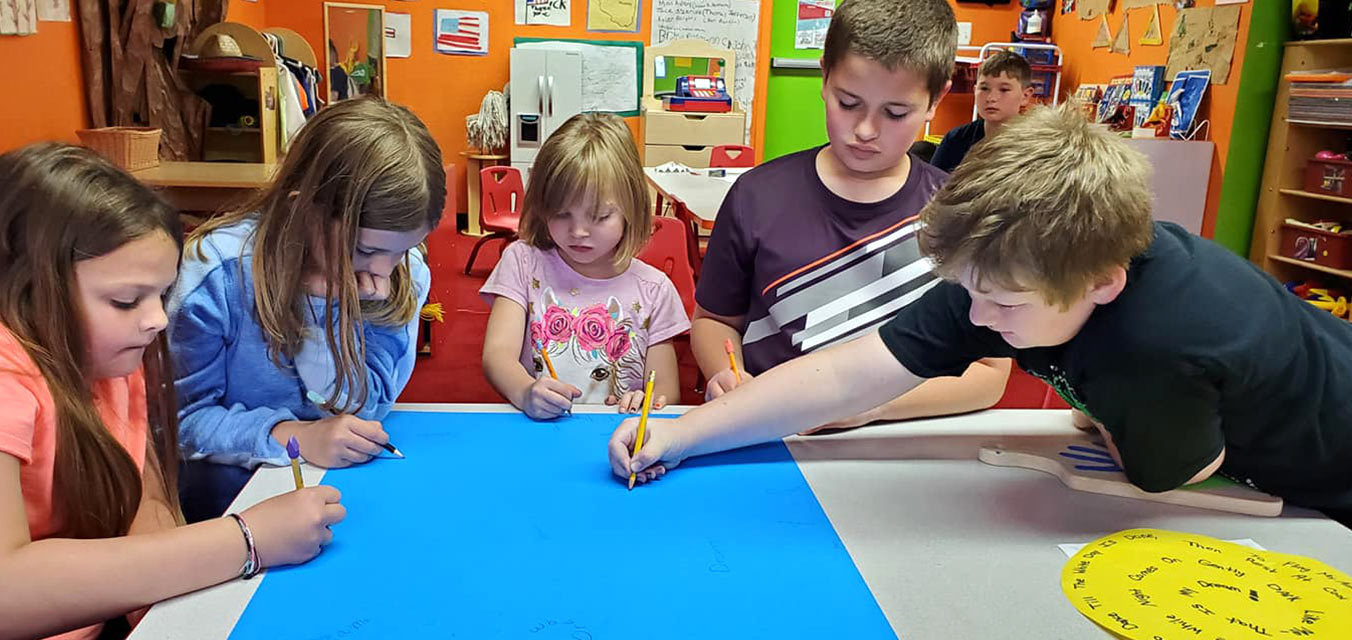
[{"left": 168, "top": 98, "right": 444, "bottom": 518}]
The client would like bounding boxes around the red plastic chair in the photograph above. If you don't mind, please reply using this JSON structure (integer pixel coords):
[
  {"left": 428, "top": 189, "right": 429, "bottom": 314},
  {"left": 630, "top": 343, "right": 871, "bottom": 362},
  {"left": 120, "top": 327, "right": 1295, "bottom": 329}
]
[
  {"left": 637, "top": 216, "right": 697, "bottom": 317},
  {"left": 465, "top": 166, "right": 523, "bottom": 275},
  {"left": 709, "top": 144, "right": 755, "bottom": 169}
]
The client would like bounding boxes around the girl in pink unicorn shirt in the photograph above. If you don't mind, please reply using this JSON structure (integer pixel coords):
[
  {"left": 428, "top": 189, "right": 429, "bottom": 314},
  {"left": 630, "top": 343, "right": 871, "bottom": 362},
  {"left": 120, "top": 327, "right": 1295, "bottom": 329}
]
[{"left": 480, "top": 113, "right": 688, "bottom": 420}]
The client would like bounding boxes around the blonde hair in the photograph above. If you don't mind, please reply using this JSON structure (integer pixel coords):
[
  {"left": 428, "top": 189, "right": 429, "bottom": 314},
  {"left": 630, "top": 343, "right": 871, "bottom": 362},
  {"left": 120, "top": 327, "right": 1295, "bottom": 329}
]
[
  {"left": 518, "top": 112, "right": 652, "bottom": 266},
  {"left": 919, "top": 102, "right": 1154, "bottom": 308},
  {"left": 187, "top": 98, "right": 445, "bottom": 413},
  {"left": 821, "top": 0, "right": 958, "bottom": 103}
]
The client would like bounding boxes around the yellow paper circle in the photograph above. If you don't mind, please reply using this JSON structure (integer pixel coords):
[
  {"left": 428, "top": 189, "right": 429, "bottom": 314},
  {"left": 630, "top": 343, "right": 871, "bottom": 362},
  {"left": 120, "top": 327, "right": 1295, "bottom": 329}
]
[{"left": 1062, "top": 529, "right": 1352, "bottom": 639}]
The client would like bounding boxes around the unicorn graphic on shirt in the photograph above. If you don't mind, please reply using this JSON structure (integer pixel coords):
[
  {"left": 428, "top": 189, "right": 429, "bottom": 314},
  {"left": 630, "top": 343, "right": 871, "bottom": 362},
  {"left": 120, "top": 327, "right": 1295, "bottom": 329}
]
[{"left": 529, "top": 288, "right": 645, "bottom": 403}]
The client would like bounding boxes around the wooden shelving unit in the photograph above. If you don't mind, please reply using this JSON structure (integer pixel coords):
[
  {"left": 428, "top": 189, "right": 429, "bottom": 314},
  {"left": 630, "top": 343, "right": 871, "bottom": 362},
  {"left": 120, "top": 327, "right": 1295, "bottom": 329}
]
[{"left": 1249, "top": 39, "right": 1352, "bottom": 285}]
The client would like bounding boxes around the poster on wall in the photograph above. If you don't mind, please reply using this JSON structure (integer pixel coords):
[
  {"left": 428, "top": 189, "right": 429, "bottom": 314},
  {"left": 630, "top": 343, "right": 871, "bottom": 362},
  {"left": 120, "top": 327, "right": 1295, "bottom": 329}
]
[
  {"left": 1077, "top": 0, "right": 1109, "bottom": 20},
  {"left": 516, "top": 0, "right": 570, "bottom": 27},
  {"left": 0, "top": 0, "right": 38, "bottom": 35},
  {"left": 36, "top": 0, "right": 68, "bottom": 22},
  {"left": 651, "top": 0, "right": 760, "bottom": 142},
  {"left": 795, "top": 0, "right": 834, "bottom": 50},
  {"left": 587, "top": 0, "right": 640, "bottom": 32},
  {"left": 435, "top": 9, "right": 488, "bottom": 56},
  {"left": 1121, "top": 0, "right": 1169, "bottom": 9},
  {"left": 1165, "top": 5, "right": 1240, "bottom": 84},
  {"left": 385, "top": 12, "right": 411, "bottom": 58}
]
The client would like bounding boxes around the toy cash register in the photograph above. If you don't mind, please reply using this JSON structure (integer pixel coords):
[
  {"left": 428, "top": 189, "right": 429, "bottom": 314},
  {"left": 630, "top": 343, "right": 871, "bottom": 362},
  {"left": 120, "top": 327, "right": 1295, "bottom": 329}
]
[{"left": 663, "top": 75, "right": 733, "bottom": 113}]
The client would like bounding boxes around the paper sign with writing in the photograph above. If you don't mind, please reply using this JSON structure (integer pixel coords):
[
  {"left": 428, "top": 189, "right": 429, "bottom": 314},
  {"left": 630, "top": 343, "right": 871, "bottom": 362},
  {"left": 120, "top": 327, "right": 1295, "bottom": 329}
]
[
  {"left": 1165, "top": 5, "right": 1241, "bottom": 84},
  {"left": 1121, "top": 0, "right": 1169, "bottom": 8},
  {"left": 516, "top": 0, "right": 571, "bottom": 27},
  {"left": 1062, "top": 529, "right": 1352, "bottom": 639},
  {"left": 651, "top": 0, "right": 760, "bottom": 141}
]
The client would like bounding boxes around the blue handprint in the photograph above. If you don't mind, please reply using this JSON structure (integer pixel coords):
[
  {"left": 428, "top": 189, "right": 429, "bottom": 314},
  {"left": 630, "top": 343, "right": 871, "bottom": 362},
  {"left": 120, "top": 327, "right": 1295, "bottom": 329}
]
[{"left": 1058, "top": 444, "right": 1123, "bottom": 472}]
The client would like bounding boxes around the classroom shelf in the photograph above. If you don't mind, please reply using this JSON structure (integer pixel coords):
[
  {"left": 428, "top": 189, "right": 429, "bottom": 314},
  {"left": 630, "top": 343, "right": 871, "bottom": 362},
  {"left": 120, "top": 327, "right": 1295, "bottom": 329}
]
[
  {"left": 1269, "top": 254, "right": 1352, "bottom": 280},
  {"left": 1279, "top": 188, "right": 1352, "bottom": 206},
  {"left": 1286, "top": 118, "right": 1352, "bottom": 130},
  {"left": 1286, "top": 38, "right": 1352, "bottom": 48}
]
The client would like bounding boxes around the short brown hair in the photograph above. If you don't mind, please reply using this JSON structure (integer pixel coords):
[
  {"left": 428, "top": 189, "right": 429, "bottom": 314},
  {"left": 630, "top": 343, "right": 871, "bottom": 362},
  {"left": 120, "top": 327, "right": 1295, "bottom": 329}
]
[
  {"left": 979, "top": 50, "right": 1032, "bottom": 87},
  {"left": 519, "top": 112, "right": 652, "bottom": 266},
  {"left": 919, "top": 103, "right": 1154, "bottom": 308},
  {"left": 821, "top": 0, "right": 957, "bottom": 102}
]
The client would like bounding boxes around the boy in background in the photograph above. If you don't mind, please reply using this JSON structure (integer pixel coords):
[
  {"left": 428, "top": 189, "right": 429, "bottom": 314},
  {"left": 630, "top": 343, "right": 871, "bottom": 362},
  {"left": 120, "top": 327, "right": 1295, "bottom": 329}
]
[
  {"left": 930, "top": 50, "right": 1034, "bottom": 173},
  {"left": 613, "top": 103, "right": 1352, "bottom": 527},
  {"left": 692, "top": 0, "right": 1010, "bottom": 433}
]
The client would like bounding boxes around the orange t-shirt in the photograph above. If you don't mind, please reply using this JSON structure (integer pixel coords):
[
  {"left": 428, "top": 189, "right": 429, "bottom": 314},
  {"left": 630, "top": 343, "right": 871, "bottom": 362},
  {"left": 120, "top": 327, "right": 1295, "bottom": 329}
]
[{"left": 0, "top": 326, "right": 148, "bottom": 640}]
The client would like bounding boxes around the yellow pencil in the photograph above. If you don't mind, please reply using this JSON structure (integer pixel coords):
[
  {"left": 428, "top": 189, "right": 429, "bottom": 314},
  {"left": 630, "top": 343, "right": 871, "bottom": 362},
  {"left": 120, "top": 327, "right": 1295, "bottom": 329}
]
[
  {"left": 724, "top": 338, "right": 741, "bottom": 383},
  {"left": 627, "top": 370, "right": 657, "bottom": 491},
  {"left": 539, "top": 341, "right": 559, "bottom": 380}
]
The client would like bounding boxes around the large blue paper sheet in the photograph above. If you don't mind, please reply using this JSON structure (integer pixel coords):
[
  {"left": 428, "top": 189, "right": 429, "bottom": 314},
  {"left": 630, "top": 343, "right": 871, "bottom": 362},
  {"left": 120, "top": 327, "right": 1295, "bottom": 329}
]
[{"left": 229, "top": 411, "right": 895, "bottom": 639}]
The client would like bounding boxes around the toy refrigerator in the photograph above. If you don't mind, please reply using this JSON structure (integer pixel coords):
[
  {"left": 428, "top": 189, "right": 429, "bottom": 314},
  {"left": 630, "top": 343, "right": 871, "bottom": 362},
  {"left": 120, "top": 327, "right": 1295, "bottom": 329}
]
[{"left": 509, "top": 47, "right": 582, "bottom": 182}]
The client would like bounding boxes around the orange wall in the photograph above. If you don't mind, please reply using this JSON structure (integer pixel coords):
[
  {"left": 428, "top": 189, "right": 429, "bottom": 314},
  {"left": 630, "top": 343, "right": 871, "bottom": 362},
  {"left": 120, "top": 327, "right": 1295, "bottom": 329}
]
[
  {"left": 228, "top": 0, "right": 269, "bottom": 29},
  {"left": 263, "top": 0, "right": 777, "bottom": 213},
  {"left": 930, "top": 2, "right": 1025, "bottom": 136},
  {"left": 0, "top": 18, "right": 88, "bottom": 151},
  {"left": 1055, "top": 2, "right": 1251, "bottom": 171},
  {"left": 1053, "top": 2, "right": 1252, "bottom": 237}
]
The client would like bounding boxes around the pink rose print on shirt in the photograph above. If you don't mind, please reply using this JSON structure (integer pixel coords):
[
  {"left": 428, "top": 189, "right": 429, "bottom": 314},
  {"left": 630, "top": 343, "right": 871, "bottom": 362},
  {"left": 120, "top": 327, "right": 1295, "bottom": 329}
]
[
  {"left": 542, "top": 305, "right": 573, "bottom": 343},
  {"left": 574, "top": 304, "right": 613, "bottom": 353},
  {"left": 604, "top": 329, "right": 632, "bottom": 363},
  {"left": 529, "top": 321, "right": 545, "bottom": 348}
]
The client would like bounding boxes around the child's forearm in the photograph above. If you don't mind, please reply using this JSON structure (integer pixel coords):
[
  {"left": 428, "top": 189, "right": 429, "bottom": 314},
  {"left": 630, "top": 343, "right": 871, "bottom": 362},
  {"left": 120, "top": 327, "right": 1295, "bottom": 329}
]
[
  {"left": 0, "top": 518, "right": 245, "bottom": 639},
  {"left": 691, "top": 314, "right": 745, "bottom": 379},
  {"left": 680, "top": 332, "right": 923, "bottom": 457},
  {"left": 482, "top": 354, "right": 537, "bottom": 411},
  {"left": 863, "top": 358, "right": 1011, "bottom": 423}
]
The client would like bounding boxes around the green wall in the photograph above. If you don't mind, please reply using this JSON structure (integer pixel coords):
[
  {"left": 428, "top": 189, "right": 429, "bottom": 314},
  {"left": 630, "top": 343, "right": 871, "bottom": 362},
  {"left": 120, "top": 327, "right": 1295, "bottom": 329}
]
[
  {"left": 763, "top": 0, "right": 829, "bottom": 161},
  {"left": 1213, "top": 1, "right": 1290, "bottom": 255}
]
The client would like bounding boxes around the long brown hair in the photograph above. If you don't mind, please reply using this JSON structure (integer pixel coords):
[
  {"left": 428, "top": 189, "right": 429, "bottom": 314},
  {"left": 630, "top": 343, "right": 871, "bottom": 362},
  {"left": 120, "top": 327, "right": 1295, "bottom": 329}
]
[
  {"left": 0, "top": 143, "right": 183, "bottom": 539},
  {"left": 187, "top": 98, "right": 445, "bottom": 412}
]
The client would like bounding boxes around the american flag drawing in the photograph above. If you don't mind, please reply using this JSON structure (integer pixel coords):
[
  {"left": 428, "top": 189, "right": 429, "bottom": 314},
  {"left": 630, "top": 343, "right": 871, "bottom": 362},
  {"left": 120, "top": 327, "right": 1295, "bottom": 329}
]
[{"left": 434, "top": 9, "right": 488, "bottom": 56}]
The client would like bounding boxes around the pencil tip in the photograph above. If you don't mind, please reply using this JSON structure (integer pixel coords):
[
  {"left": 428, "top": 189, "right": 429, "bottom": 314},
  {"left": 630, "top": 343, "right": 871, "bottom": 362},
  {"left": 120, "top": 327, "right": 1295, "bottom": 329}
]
[{"left": 394, "top": 449, "right": 405, "bottom": 458}]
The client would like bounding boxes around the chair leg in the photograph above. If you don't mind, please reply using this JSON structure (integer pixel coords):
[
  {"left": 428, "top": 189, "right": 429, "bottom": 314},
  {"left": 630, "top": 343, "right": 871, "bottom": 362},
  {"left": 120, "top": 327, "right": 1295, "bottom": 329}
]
[{"left": 465, "top": 232, "right": 515, "bottom": 275}]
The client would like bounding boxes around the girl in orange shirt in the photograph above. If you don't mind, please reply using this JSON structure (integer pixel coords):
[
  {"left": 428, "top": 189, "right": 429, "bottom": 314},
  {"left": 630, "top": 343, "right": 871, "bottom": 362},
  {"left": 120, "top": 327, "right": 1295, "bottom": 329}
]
[{"left": 0, "top": 144, "right": 345, "bottom": 640}]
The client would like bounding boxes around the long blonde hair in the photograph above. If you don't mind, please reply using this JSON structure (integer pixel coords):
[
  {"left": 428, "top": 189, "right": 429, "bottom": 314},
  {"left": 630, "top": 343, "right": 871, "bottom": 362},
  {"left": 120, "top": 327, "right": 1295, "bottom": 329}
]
[
  {"left": 0, "top": 143, "right": 183, "bottom": 538},
  {"left": 187, "top": 98, "right": 445, "bottom": 412},
  {"left": 517, "top": 112, "right": 652, "bottom": 266}
]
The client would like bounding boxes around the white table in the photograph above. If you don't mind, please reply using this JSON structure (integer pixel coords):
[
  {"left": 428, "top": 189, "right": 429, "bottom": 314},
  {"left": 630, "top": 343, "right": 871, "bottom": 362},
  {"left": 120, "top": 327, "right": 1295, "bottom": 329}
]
[
  {"left": 130, "top": 406, "right": 1352, "bottom": 639},
  {"left": 643, "top": 167, "right": 741, "bottom": 231}
]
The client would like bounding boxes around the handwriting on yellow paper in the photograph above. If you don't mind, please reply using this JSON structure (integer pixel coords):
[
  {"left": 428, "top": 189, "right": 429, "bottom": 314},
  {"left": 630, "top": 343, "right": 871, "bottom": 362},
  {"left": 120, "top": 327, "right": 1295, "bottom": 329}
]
[{"left": 1061, "top": 529, "right": 1351, "bottom": 639}]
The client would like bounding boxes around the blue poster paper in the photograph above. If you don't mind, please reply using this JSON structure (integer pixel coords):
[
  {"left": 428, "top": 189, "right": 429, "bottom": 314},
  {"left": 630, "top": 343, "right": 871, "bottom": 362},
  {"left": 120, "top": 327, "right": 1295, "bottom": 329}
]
[{"left": 229, "top": 411, "right": 894, "bottom": 639}]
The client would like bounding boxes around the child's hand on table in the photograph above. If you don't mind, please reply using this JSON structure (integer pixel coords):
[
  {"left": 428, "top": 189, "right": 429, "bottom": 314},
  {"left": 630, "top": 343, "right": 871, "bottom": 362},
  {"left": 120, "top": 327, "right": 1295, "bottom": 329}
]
[
  {"left": 282, "top": 414, "right": 390, "bottom": 468},
  {"left": 241, "top": 485, "right": 346, "bottom": 567},
  {"left": 522, "top": 377, "right": 580, "bottom": 420},
  {"left": 606, "top": 390, "right": 667, "bottom": 413},
  {"left": 704, "top": 368, "right": 754, "bottom": 401},
  {"left": 608, "top": 417, "right": 687, "bottom": 484}
]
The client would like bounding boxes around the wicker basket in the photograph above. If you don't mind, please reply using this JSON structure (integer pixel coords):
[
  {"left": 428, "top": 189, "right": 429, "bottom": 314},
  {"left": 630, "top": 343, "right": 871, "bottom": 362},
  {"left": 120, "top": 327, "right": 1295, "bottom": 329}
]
[{"left": 76, "top": 127, "right": 162, "bottom": 172}]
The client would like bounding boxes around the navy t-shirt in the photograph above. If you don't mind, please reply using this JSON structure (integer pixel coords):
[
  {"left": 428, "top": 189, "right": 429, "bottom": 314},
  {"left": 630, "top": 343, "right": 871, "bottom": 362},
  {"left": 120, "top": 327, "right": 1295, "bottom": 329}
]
[
  {"left": 930, "top": 119, "right": 986, "bottom": 173},
  {"left": 696, "top": 146, "right": 948, "bottom": 375},
  {"left": 879, "top": 222, "right": 1352, "bottom": 509}
]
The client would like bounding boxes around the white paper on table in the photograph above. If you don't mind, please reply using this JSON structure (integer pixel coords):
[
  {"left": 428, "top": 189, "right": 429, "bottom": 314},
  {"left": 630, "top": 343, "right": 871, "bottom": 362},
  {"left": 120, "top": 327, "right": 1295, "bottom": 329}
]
[{"left": 1058, "top": 538, "right": 1265, "bottom": 558}]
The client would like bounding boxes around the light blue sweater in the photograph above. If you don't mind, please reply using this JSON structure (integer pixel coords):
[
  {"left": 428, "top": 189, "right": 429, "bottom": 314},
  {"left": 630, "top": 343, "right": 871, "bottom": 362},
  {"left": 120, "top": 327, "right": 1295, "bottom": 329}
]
[{"left": 167, "top": 218, "right": 429, "bottom": 467}]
